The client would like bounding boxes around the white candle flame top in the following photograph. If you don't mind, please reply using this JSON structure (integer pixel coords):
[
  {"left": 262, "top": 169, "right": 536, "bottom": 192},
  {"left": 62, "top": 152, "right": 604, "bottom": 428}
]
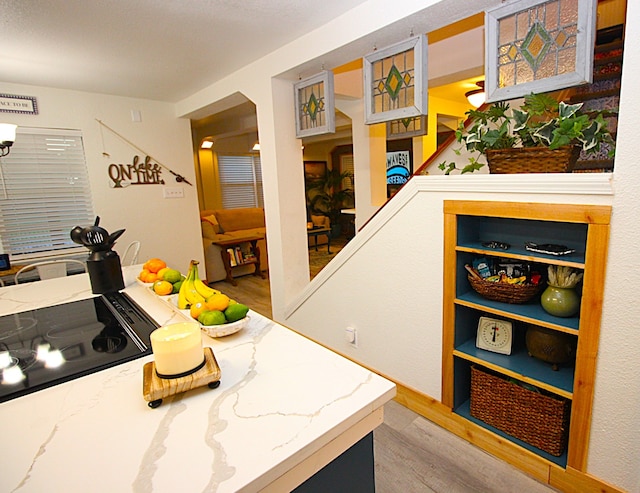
[{"left": 150, "top": 322, "right": 203, "bottom": 376}]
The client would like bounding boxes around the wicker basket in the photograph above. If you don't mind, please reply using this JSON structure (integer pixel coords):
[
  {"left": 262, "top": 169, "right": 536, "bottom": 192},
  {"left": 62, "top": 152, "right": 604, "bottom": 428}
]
[
  {"left": 470, "top": 366, "right": 570, "bottom": 456},
  {"left": 485, "top": 145, "right": 581, "bottom": 174},
  {"left": 468, "top": 275, "right": 541, "bottom": 304}
]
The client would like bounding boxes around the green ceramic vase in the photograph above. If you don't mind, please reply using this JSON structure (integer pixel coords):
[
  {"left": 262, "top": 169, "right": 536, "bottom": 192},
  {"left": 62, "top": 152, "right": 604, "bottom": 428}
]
[{"left": 540, "top": 284, "right": 580, "bottom": 318}]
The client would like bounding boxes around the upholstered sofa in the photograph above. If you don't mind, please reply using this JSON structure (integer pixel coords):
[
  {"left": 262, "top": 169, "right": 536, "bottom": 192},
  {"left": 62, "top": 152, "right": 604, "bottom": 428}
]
[
  {"left": 200, "top": 208, "right": 331, "bottom": 283},
  {"left": 200, "top": 208, "right": 268, "bottom": 283}
]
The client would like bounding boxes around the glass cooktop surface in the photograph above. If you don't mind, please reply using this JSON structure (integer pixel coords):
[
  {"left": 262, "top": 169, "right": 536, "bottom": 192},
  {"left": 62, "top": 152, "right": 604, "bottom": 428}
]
[{"left": 0, "top": 291, "right": 158, "bottom": 403}]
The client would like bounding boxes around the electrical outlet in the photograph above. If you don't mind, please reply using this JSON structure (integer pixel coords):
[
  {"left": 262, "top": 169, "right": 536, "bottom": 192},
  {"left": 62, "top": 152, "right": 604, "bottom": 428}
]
[
  {"left": 163, "top": 187, "right": 184, "bottom": 199},
  {"left": 345, "top": 327, "right": 357, "bottom": 347}
]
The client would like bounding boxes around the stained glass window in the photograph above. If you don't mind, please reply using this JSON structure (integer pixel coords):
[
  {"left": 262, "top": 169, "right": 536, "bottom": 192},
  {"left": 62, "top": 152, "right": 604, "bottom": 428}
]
[
  {"left": 364, "top": 35, "right": 427, "bottom": 124},
  {"left": 386, "top": 115, "right": 427, "bottom": 140},
  {"left": 485, "top": 0, "right": 596, "bottom": 102},
  {"left": 294, "top": 71, "right": 335, "bottom": 138}
]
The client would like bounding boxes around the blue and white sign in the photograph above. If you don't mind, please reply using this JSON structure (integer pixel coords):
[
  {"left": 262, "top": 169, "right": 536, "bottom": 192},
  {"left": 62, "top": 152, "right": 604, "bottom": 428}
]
[{"left": 386, "top": 151, "right": 411, "bottom": 185}]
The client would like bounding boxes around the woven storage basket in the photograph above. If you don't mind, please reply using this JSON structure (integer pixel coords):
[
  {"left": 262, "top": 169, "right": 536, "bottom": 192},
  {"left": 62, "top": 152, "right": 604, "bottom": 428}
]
[
  {"left": 485, "top": 145, "right": 581, "bottom": 174},
  {"left": 470, "top": 366, "right": 570, "bottom": 456},
  {"left": 468, "top": 275, "right": 541, "bottom": 304}
]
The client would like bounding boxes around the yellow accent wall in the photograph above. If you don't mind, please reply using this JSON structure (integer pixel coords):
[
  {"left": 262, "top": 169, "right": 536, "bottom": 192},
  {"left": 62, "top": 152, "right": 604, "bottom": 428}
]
[{"left": 416, "top": 95, "right": 473, "bottom": 167}]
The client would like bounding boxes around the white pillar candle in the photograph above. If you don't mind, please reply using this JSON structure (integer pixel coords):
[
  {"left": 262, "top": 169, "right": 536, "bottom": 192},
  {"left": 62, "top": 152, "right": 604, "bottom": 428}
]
[{"left": 150, "top": 322, "right": 203, "bottom": 377}]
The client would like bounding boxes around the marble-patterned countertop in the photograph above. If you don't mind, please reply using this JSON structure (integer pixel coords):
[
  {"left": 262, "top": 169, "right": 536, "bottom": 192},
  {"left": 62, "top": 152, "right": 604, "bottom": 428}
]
[{"left": 0, "top": 266, "right": 395, "bottom": 492}]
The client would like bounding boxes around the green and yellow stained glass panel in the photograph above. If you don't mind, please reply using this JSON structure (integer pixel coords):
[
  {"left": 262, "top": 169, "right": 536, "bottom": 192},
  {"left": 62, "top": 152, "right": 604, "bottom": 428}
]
[
  {"left": 485, "top": 0, "right": 596, "bottom": 102},
  {"left": 386, "top": 115, "right": 427, "bottom": 140},
  {"left": 364, "top": 35, "right": 427, "bottom": 124},
  {"left": 294, "top": 71, "right": 335, "bottom": 138}
]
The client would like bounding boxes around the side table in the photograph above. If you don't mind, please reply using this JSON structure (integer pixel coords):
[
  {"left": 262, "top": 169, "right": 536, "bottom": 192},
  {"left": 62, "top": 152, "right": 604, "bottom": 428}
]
[
  {"left": 212, "top": 235, "right": 266, "bottom": 286},
  {"left": 307, "top": 227, "right": 331, "bottom": 254}
]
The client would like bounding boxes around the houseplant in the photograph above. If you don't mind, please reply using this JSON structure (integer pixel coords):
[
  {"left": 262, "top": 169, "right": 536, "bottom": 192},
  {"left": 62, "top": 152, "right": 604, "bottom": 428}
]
[
  {"left": 439, "top": 92, "right": 616, "bottom": 174},
  {"left": 306, "top": 167, "right": 354, "bottom": 237}
]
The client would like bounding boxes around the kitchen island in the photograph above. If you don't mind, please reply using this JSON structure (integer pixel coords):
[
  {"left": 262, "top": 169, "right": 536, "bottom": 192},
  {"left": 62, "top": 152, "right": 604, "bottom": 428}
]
[{"left": 0, "top": 266, "right": 395, "bottom": 492}]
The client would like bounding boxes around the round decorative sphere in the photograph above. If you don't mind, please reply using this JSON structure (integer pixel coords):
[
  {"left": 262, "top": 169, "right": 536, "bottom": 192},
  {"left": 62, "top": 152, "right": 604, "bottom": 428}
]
[{"left": 540, "top": 284, "right": 580, "bottom": 317}]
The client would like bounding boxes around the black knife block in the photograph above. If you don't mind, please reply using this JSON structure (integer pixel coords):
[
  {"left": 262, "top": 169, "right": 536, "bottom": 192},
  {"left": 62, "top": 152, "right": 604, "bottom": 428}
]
[{"left": 87, "top": 252, "right": 124, "bottom": 294}]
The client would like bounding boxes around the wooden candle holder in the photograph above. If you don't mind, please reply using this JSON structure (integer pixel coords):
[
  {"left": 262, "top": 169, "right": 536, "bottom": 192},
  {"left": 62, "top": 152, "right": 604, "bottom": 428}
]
[{"left": 143, "top": 347, "right": 221, "bottom": 408}]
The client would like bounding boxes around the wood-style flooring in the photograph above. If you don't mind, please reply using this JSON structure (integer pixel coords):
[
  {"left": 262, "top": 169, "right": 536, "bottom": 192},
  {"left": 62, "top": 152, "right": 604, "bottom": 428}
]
[
  {"left": 209, "top": 261, "right": 557, "bottom": 493},
  {"left": 376, "top": 400, "right": 557, "bottom": 492},
  {"left": 210, "top": 273, "right": 272, "bottom": 319}
]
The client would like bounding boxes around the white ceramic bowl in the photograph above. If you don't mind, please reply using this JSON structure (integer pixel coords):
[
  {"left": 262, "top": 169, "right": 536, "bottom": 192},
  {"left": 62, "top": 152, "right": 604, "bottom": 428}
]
[{"left": 200, "top": 316, "right": 250, "bottom": 338}]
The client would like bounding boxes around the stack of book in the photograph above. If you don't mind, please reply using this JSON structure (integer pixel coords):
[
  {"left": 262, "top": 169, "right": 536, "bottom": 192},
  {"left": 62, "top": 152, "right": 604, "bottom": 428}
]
[{"left": 226, "top": 246, "right": 255, "bottom": 266}]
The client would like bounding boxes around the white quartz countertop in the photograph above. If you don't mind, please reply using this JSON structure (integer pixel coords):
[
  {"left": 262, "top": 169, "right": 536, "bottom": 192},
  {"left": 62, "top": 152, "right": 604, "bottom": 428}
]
[{"left": 0, "top": 266, "right": 395, "bottom": 492}]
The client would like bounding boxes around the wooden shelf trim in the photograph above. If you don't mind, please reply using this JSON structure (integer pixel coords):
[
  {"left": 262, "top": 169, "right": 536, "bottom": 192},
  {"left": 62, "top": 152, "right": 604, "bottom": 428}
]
[
  {"left": 444, "top": 201, "right": 612, "bottom": 225},
  {"left": 442, "top": 200, "right": 612, "bottom": 475}
]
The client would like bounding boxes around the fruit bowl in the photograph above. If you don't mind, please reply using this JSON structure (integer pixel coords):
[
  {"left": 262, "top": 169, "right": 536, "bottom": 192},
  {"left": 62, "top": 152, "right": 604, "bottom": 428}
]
[
  {"left": 157, "top": 294, "right": 249, "bottom": 338},
  {"left": 200, "top": 315, "right": 250, "bottom": 338}
]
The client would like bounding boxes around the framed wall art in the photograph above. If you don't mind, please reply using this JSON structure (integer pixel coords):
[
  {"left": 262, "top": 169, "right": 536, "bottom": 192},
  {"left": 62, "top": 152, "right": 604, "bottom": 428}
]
[
  {"left": 304, "top": 161, "right": 327, "bottom": 182},
  {"left": 485, "top": 0, "right": 597, "bottom": 102},
  {"left": 294, "top": 71, "right": 335, "bottom": 138},
  {"left": 363, "top": 34, "right": 427, "bottom": 125},
  {"left": 0, "top": 93, "right": 38, "bottom": 115}
]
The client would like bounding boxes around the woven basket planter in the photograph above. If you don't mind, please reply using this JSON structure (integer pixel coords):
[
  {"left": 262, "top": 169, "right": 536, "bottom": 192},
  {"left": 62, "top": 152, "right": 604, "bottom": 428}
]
[
  {"left": 468, "top": 275, "right": 542, "bottom": 304},
  {"left": 470, "top": 366, "right": 570, "bottom": 456},
  {"left": 485, "top": 145, "right": 581, "bottom": 174}
]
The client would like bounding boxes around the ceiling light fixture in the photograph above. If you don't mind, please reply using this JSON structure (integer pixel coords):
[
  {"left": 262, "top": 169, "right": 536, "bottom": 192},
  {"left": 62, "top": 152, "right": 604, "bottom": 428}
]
[
  {"left": 252, "top": 142, "right": 260, "bottom": 151},
  {"left": 0, "top": 123, "right": 17, "bottom": 157},
  {"left": 201, "top": 140, "right": 213, "bottom": 149},
  {"left": 465, "top": 81, "right": 486, "bottom": 108}
]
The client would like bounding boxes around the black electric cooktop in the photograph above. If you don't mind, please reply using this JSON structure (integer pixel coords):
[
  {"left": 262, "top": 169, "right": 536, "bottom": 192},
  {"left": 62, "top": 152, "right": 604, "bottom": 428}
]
[{"left": 0, "top": 291, "right": 159, "bottom": 403}]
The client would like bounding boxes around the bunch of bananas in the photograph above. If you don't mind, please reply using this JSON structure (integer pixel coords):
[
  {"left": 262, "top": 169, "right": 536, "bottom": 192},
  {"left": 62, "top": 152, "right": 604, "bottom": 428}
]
[{"left": 177, "top": 260, "right": 219, "bottom": 309}]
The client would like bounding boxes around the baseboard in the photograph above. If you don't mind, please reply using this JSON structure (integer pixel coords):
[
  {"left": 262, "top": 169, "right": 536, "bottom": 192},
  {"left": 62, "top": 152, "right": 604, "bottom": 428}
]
[{"left": 393, "top": 382, "right": 624, "bottom": 493}]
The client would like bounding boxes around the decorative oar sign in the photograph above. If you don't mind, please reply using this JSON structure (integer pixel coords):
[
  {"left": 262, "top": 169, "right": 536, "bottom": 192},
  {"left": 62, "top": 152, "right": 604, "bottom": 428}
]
[{"left": 96, "top": 119, "right": 192, "bottom": 187}]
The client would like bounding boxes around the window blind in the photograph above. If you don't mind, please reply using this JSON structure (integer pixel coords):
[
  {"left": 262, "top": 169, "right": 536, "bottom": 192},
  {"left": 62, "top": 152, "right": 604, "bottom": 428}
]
[
  {"left": 340, "top": 153, "right": 355, "bottom": 189},
  {"left": 0, "top": 128, "right": 95, "bottom": 259},
  {"left": 218, "top": 154, "right": 264, "bottom": 209}
]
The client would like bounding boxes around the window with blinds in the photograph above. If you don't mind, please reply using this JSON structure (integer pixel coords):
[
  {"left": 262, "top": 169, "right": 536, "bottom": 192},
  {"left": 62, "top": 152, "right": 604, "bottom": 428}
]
[
  {"left": 218, "top": 154, "right": 264, "bottom": 209},
  {"left": 0, "top": 128, "right": 95, "bottom": 259},
  {"left": 340, "top": 153, "right": 355, "bottom": 189}
]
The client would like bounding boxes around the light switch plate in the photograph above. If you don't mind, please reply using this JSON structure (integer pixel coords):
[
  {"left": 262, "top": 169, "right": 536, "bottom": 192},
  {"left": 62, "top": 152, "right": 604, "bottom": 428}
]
[{"left": 163, "top": 187, "right": 184, "bottom": 199}]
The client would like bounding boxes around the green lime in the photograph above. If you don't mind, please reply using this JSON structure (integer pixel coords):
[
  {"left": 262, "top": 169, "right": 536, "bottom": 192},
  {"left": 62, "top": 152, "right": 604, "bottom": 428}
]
[
  {"left": 163, "top": 268, "right": 182, "bottom": 283},
  {"left": 198, "top": 310, "right": 226, "bottom": 326},
  {"left": 224, "top": 303, "right": 249, "bottom": 322},
  {"left": 172, "top": 279, "right": 183, "bottom": 294}
]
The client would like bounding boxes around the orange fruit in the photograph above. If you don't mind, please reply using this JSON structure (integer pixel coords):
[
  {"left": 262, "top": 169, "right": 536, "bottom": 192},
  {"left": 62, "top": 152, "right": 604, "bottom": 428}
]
[
  {"left": 144, "top": 258, "right": 166, "bottom": 273},
  {"left": 153, "top": 280, "right": 173, "bottom": 296},
  {"left": 145, "top": 272, "right": 159, "bottom": 283},
  {"left": 190, "top": 301, "right": 207, "bottom": 320},
  {"left": 138, "top": 268, "right": 151, "bottom": 282},
  {"left": 205, "top": 293, "right": 230, "bottom": 312}
]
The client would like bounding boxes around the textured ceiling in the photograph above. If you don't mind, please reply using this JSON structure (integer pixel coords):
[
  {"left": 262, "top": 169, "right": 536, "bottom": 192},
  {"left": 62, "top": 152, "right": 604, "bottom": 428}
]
[{"left": 0, "top": 0, "right": 368, "bottom": 102}]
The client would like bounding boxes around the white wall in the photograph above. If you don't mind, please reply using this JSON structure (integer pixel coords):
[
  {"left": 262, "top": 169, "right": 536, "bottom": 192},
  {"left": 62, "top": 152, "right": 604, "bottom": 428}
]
[{"left": 0, "top": 82, "right": 204, "bottom": 273}]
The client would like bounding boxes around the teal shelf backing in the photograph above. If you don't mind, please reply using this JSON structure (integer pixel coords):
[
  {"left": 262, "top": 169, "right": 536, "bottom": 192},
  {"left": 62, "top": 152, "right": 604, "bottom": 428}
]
[
  {"left": 454, "top": 340, "right": 575, "bottom": 395},
  {"left": 455, "top": 400, "right": 568, "bottom": 468},
  {"left": 456, "top": 290, "right": 580, "bottom": 332},
  {"left": 456, "top": 215, "right": 588, "bottom": 263},
  {"left": 457, "top": 240, "right": 585, "bottom": 265}
]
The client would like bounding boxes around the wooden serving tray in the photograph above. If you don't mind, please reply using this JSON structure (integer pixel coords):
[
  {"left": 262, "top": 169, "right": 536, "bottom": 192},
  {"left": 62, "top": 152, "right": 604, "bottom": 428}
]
[{"left": 143, "top": 347, "right": 221, "bottom": 408}]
